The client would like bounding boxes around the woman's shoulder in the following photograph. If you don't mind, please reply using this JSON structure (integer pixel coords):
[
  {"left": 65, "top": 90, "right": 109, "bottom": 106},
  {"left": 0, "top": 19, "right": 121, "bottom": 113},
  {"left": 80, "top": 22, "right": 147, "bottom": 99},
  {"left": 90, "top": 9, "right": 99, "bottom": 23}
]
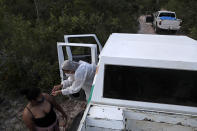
[
  {"left": 42, "top": 93, "right": 54, "bottom": 104},
  {"left": 23, "top": 104, "right": 32, "bottom": 118}
]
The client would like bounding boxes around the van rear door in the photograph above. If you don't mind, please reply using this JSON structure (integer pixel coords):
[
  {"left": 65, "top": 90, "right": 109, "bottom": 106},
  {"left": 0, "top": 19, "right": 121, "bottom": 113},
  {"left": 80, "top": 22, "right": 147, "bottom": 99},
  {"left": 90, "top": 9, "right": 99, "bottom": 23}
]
[{"left": 57, "top": 34, "right": 102, "bottom": 81}]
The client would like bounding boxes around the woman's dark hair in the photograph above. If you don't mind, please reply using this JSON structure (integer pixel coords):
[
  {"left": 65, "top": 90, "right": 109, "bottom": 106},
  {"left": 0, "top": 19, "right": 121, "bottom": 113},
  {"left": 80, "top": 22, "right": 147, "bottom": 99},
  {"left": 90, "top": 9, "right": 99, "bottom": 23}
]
[{"left": 20, "top": 87, "right": 41, "bottom": 101}]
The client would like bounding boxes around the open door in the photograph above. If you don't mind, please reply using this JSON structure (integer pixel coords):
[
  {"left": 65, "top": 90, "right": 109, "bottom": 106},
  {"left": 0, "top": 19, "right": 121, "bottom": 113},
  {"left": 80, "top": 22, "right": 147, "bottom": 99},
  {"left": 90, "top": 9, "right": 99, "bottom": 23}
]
[{"left": 57, "top": 34, "right": 102, "bottom": 82}]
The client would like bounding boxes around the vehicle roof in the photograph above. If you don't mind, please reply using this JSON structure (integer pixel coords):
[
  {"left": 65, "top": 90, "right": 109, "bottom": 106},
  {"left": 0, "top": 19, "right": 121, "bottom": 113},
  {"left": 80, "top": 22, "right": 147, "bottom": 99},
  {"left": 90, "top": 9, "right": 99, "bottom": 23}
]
[
  {"left": 92, "top": 33, "right": 197, "bottom": 114},
  {"left": 100, "top": 33, "right": 197, "bottom": 63}
]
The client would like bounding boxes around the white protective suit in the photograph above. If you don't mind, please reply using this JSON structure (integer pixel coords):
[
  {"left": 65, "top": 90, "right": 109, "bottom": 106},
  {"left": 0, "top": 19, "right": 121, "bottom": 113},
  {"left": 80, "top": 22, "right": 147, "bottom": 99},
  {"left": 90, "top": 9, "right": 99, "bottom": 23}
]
[{"left": 61, "top": 61, "right": 96, "bottom": 100}]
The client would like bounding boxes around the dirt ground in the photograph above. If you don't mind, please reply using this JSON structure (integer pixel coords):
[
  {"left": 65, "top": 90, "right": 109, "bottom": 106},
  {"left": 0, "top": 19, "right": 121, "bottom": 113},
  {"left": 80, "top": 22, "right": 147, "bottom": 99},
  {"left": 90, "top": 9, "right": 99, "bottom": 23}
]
[
  {"left": 57, "top": 99, "right": 86, "bottom": 131},
  {"left": 138, "top": 15, "right": 155, "bottom": 34}
]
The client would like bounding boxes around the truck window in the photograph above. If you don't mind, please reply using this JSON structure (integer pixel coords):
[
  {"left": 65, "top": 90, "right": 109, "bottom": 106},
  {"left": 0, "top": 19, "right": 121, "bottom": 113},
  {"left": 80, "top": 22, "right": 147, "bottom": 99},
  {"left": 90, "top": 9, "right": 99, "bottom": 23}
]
[
  {"left": 103, "top": 65, "right": 197, "bottom": 107},
  {"left": 159, "top": 13, "right": 175, "bottom": 17}
]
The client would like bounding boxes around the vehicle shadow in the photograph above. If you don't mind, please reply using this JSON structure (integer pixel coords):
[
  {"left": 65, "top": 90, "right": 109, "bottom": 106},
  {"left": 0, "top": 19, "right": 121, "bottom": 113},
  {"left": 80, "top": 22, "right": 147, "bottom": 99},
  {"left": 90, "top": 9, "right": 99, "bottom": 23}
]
[
  {"left": 68, "top": 110, "right": 84, "bottom": 131},
  {"left": 156, "top": 29, "right": 184, "bottom": 35}
]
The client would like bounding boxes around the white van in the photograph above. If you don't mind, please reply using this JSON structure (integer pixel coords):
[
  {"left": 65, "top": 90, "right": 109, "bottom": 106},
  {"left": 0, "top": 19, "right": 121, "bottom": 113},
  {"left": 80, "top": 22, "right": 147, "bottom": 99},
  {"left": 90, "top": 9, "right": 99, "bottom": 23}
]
[{"left": 58, "top": 33, "right": 197, "bottom": 131}]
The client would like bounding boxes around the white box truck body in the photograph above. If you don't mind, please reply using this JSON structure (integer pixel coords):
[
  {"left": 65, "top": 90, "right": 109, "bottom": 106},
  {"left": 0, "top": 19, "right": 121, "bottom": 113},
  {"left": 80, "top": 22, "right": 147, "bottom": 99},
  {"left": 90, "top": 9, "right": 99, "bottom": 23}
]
[{"left": 57, "top": 33, "right": 197, "bottom": 131}]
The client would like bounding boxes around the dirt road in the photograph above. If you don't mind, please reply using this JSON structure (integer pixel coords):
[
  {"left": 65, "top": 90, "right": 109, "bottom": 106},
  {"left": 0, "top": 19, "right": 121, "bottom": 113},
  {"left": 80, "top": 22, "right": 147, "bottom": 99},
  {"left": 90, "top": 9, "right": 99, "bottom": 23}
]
[{"left": 138, "top": 15, "right": 155, "bottom": 34}]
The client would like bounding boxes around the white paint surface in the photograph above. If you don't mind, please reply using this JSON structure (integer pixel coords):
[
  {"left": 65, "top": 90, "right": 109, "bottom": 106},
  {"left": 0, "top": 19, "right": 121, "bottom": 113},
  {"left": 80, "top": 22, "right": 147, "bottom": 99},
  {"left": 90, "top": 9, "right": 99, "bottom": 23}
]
[
  {"left": 78, "top": 104, "right": 197, "bottom": 131},
  {"left": 77, "top": 33, "right": 197, "bottom": 131},
  {"left": 100, "top": 33, "right": 197, "bottom": 63},
  {"left": 85, "top": 105, "right": 124, "bottom": 130},
  {"left": 125, "top": 119, "right": 194, "bottom": 131},
  {"left": 91, "top": 33, "right": 197, "bottom": 115}
]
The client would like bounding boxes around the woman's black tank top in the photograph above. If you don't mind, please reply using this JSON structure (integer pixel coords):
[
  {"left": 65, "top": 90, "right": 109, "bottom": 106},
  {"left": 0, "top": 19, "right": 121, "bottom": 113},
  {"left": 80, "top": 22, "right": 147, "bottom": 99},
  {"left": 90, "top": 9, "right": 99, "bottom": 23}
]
[{"left": 26, "top": 103, "right": 57, "bottom": 127}]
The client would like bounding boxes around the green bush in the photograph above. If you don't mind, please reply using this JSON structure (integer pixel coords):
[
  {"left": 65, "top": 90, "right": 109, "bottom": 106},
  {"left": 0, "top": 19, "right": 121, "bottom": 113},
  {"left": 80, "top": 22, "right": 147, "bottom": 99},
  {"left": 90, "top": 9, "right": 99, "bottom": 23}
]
[
  {"left": 0, "top": 0, "right": 197, "bottom": 96},
  {"left": 0, "top": 0, "right": 140, "bottom": 95}
]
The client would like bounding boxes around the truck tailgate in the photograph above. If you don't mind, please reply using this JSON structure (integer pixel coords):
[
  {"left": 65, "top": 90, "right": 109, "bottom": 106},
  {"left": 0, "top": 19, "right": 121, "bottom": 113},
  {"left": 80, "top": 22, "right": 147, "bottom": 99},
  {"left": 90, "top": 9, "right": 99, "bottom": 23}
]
[{"left": 161, "top": 20, "right": 180, "bottom": 26}]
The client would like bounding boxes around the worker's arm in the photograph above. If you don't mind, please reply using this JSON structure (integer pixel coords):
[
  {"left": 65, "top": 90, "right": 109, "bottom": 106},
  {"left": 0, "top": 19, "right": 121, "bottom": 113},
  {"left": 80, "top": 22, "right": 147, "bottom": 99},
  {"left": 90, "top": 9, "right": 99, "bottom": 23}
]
[
  {"left": 23, "top": 109, "right": 36, "bottom": 131},
  {"left": 52, "top": 84, "right": 63, "bottom": 92},
  {"left": 52, "top": 75, "right": 74, "bottom": 92},
  {"left": 61, "top": 67, "right": 87, "bottom": 95},
  {"left": 61, "top": 75, "right": 74, "bottom": 89},
  {"left": 51, "top": 65, "right": 87, "bottom": 96},
  {"left": 61, "top": 80, "right": 83, "bottom": 95}
]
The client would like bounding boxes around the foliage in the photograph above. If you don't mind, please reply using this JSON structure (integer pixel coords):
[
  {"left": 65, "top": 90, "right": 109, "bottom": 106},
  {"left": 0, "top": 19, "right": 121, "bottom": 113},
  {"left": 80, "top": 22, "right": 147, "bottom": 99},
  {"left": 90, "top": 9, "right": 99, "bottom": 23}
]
[
  {"left": 163, "top": 0, "right": 197, "bottom": 38},
  {"left": 0, "top": 0, "right": 197, "bottom": 96},
  {"left": 0, "top": 0, "right": 139, "bottom": 95}
]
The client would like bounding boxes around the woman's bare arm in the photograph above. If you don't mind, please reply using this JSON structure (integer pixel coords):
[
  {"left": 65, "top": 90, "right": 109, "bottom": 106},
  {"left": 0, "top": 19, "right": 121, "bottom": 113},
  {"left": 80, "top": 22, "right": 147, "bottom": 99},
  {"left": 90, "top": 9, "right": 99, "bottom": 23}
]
[
  {"left": 43, "top": 93, "right": 67, "bottom": 120},
  {"left": 23, "top": 108, "right": 36, "bottom": 131}
]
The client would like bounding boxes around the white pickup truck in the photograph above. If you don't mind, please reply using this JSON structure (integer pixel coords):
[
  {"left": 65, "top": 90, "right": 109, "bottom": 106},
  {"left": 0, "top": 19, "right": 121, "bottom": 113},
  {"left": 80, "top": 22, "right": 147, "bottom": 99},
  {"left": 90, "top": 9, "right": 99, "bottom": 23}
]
[
  {"left": 57, "top": 33, "right": 197, "bottom": 131},
  {"left": 153, "top": 11, "right": 182, "bottom": 33}
]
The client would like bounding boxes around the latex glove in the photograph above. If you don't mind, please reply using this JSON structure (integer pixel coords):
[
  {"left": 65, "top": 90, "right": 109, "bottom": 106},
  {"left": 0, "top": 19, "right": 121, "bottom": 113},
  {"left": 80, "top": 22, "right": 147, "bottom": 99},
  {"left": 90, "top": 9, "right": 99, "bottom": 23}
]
[
  {"left": 51, "top": 90, "right": 61, "bottom": 96},
  {"left": 52, "top": 85, "right": 62, "bottom": 92}
]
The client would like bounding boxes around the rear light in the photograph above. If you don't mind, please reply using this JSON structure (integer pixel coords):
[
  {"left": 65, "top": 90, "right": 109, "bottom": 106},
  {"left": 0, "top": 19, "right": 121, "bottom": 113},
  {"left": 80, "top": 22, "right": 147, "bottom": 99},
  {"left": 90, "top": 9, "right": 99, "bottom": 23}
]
[{"left": 96, "top": 66, "right": 99, "bottom": 74}]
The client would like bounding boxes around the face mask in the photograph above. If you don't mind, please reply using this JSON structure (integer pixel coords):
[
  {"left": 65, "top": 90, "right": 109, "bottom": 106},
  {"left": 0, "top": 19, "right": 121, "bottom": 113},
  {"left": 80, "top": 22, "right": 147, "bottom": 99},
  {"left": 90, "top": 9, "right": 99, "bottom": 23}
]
[
  {"left": 65, "top": 73, "right": 73, "bottom": 77},
  {"left": 36, "top": 96, "right": 44, "bottom": 104}
]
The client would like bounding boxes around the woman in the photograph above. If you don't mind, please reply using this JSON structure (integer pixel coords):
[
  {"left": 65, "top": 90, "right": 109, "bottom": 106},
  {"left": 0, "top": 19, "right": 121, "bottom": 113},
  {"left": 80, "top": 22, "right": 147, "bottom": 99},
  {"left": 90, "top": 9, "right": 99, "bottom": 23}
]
[{"left": 21, "top": 87, "right": 67, "bottom": 131}]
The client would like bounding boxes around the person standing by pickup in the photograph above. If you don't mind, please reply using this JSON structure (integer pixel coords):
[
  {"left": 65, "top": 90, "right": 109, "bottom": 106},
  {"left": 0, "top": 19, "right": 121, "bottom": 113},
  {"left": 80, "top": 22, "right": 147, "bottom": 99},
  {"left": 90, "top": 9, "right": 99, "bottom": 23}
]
[{"left": 52, "top": 60, "right": 96, "bottom": 101}]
